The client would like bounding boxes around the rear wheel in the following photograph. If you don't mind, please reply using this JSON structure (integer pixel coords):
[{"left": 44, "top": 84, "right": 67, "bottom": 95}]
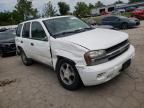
[
  {"left": 1, "top": 52, "right": 6, "bottom": 57},
  {"left": 121, "top": 23, "right": 128, "bottom": 29},
  {"left": 56, "top": 59, "right": 82, "bottom": 90},
  {"left": 20, "top": 50, "right": 33, "bottom": 66}
]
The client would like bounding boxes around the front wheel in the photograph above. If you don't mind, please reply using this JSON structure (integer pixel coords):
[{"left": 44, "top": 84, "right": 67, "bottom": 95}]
[{"left": 56, "top": 59, "right": 82, "bottom": 90}]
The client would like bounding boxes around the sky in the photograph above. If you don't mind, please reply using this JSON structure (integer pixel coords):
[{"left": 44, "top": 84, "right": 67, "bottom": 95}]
[{"left": 0, "top": 0, "right": 129, "bottom": 13}]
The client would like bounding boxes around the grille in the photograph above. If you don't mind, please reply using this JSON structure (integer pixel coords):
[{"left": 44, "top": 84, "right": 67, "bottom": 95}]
[
  {"left": 106, "top": 40, "right": 129, "bottom": 53},
  {"left": 106, "top": 40, "right": 130, "bottom": 61},
  {"left": 89, "top": 40, "right": 130, "bottom": 66}
]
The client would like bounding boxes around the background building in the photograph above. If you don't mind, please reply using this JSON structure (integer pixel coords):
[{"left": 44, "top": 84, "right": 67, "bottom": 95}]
[{"left": 91, "top": 2, "right": 144, "bottom": 16}]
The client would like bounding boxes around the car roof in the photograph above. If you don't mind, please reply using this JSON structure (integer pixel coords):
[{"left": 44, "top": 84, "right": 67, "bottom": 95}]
[
  {"left": 19, "top": 15, "right": 72, "bottom": 24},
  {"left": 104, "top": 15, "right": 127, "bottom": 19}
]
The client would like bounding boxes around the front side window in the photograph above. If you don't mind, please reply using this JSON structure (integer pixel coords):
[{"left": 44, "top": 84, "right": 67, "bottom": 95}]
[
  {"left": 43, "top": 16, "right": 91, "bottom": 38},
  {"left": 16, "top": 24, "right": 22, "bottom": 37},
  {"left": 31, "top": 22, "right": 47, "bottom": 40},
  {"left": 22, "top": 22, "right": 30, "bottom": 38}
]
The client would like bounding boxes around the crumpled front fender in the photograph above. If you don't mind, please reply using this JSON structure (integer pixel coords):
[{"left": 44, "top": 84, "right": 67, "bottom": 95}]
[{"left": 50, "top": 38, "right": 88, "bottom": 70}]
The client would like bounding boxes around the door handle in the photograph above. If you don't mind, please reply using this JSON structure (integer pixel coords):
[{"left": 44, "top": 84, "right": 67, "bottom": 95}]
[
  {"left": 21, "top": 41, "right": 23, "bottom": 43},
  {"left": 31, "top": 43, "right": 34, "bottom": 46}
]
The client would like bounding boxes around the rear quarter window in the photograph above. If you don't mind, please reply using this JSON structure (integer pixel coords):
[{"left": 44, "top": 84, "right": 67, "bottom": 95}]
[{"left": 16, "top": 24, "right": 22, "bottom": 37}]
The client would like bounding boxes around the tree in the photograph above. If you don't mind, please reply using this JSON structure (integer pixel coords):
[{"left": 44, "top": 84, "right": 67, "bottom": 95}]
[
  {"left": 89, "top": 3, "right": 95, "bottom": 10},
  {"left": 95, "top": 1, "right": 105, "bottom": 8},
  {"left": 74, "top": 2, "right": 90, "bottom": 17},
  {"left": 15, "top": 0, "right": 38, "bottom": 21},
  {"left": 58, "top": 2, "right": 70, "bottom": 15},
  {"left": 114, "top": 0, "right": 124, "bottom": 4},
  {"left": 129, "top": 0, "right": 143, "bottom": 3},
  {"left": 43, "top": 1, "right": 57, "bottom": 17},
  {"left": 0, "top": 11, "right": 12, "bottom": 25}
]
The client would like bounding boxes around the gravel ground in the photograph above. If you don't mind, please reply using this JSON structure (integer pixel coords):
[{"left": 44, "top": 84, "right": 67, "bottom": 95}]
[{"left": 0, "top": 21, "right": 144, "bottom": 108}]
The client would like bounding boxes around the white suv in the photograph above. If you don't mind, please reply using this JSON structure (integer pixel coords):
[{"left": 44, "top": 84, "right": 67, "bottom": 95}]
[{"left": 15, "top": 16, "right": 135, "bottom": 90}]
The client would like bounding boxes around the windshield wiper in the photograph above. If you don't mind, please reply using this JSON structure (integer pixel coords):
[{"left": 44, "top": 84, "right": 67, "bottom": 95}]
[
  {"left": 53, "top": 31, "right": 75, "bottom": 37},
  {"left": 53, "top": 27, "right": 93, "bottom": 37}
]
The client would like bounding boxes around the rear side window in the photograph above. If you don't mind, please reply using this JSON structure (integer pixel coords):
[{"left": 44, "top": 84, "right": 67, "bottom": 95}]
[
  {"left": 22, "top": 22, "right": 30, "bottom": 38},
  {"left": 103, "top": 17, "right": 114, "bottom": 21},
  {"left": 16, "top": 24, "right": 22, "bottom": 37},
  {"left": 31, "top": 22, "right": 47, "bottom": 40}
]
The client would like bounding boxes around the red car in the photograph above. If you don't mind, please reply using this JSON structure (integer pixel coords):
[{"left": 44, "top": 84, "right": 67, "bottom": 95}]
[{"left": 131, "top": 7, "right": 144, "bottom": 20}]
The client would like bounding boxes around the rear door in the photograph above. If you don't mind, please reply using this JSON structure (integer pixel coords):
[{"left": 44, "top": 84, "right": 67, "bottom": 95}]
[
  {"left": 29, "top": 21, "right": 52, "bottom": 66},
  {"left": 21, "top": 22, "right": 32, "bottom": 58}
]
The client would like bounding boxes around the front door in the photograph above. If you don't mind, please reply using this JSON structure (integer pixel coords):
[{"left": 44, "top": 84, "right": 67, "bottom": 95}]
[{"left": 30, "top": 21, "right": 52, "bottom": 66}]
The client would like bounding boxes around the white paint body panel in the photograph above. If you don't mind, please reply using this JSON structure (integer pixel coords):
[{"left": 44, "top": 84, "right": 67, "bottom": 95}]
[
  {"left": 15, "top": 16, "right": 135, "bottom": 86},
  {"left": 59, "top": 28, "right": 128, "bottom": 50},
  {"left": 77, "top": 45, "right": 135, "bottom": 85}
]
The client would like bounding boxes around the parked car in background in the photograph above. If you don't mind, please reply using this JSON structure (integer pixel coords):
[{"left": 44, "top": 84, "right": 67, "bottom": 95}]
[
  {"left": 0, "top": 28, "right": 8, "bottom": 32},
  {"left": 125, "top": 7, "right": 136, "bottom": 12},
  {"left": 111, "top": 9, "right": 125, "bottom": 15},
  {"left": 100, "top": 11, "right": 109, "bottom": 15},
  {"left": 94, "top": 25, "right": 115, "bottom": 29},
  {"left": 0, "top": 29, "right": 16, "bottom": 57},
  {"left": 117, "top": 9, "right": 125, "bottom": 13},
  {"left": 15, "top": 16, "right": 135, "bottom": 90},
  {"left": 100, "top": 16, "right": 140, "bottom": 29},
  {"left": 85, "top": 18, "right": 97, "bottom": 26},
  {"left": 131, "top": 6, "right": 144, "bottom": 20},
  {"left": 83, "top": 18, "right": 114, "bottom": 29}
]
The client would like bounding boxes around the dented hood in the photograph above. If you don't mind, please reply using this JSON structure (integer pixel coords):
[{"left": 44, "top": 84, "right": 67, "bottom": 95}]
[{"left": 58, "top": 28, "right": 128, "bottom": 50}]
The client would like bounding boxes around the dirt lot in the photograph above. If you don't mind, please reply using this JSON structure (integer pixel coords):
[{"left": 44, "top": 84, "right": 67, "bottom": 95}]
[{"left": 0, "top": 21, "right": 144, "bottom": 108}]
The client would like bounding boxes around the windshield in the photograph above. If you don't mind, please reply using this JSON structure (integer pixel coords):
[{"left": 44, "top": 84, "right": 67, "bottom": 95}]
[
  {"left": 0, "top": 29, "right": 16, "bottom": 41},
  {"left": 43, "top": 16, "right": 91, "bottom": 38}
]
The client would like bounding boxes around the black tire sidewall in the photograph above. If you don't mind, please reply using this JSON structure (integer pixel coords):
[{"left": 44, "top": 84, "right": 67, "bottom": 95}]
[
  {"left": 121, "top": 23, "right": 128, "bottom": 29},
  {"left": 20, "top": 50, "right": 32, "bottom": 66},
  {"left": 1, "top": 52, "right": 5, "bottom": 57},
  {"left": 56, "top": 59, "right": 82, "bottom": 90}
]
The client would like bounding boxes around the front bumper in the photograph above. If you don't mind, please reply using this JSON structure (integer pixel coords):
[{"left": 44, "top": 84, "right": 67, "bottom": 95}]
[
  {"left": 129, "top": 21, "right": 140, "bottom": 27},
  {"left": 76, "top": 45, "right": 135, "bottom": 86},
  {"left": 1, "top": 43, "right": 16, "bottom": 54}
]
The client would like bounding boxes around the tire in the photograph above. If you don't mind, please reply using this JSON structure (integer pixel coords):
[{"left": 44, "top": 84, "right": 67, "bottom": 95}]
[
  {"left": 1, "top": 52, "right": 6, "bottom": 57},
  {"left": 121, "top": 23, "right": 128, "bottom": 29},
  {"left": 56, "top": 59, "right": 82, "bottom": 90},
  {"left": 20, "top": 50, "right": 33, "bottom": 66}
]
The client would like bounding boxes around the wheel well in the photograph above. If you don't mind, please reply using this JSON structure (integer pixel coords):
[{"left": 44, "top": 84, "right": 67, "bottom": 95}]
[
  {"left": 17, "top": 46, "right": 22, "bottom": 51},
  {"left": 57, "top": 56, "right": 75, "bottom": 64},
  {"left": 55, "top": 56, "right": 84, "bottom": 86},
  {"left": 17, "top": 46, "right": 23, "bottom": 55},
  {"left": 55, "top": 56, "right": 76, "bottom": 70}
]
